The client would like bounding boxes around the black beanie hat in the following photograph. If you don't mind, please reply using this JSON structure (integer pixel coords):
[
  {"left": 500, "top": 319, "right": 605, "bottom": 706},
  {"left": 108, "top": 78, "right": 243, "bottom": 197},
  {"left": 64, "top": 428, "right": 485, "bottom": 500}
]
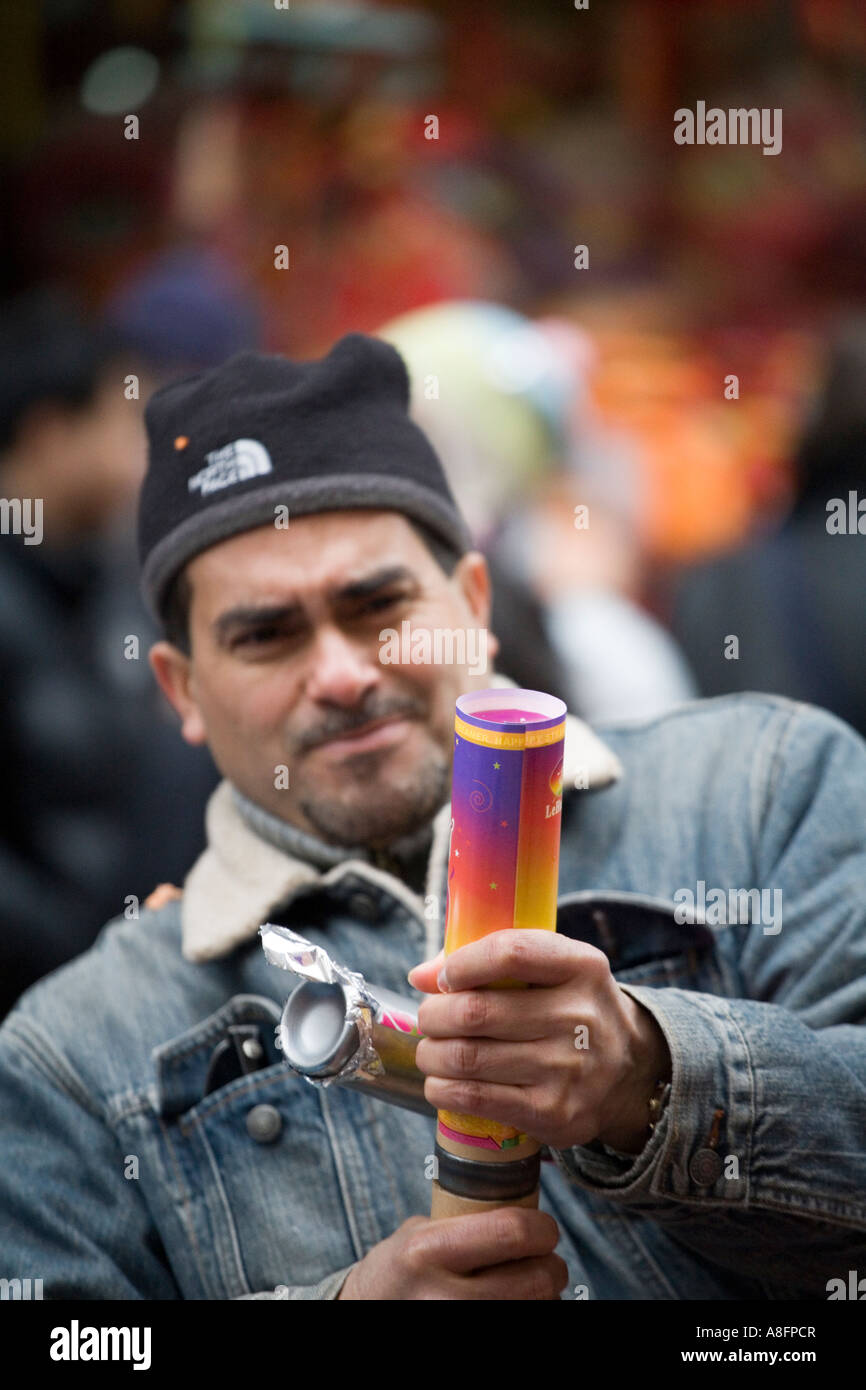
[{"left": 138, "top": 333, "right": 473, "bottom": 621}]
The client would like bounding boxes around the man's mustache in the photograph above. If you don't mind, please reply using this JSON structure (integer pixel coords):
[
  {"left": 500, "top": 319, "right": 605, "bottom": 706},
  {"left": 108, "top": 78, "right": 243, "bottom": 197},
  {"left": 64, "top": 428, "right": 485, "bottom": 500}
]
[{"left": 294, "top": 694, "right": 429, "bottom": 753}]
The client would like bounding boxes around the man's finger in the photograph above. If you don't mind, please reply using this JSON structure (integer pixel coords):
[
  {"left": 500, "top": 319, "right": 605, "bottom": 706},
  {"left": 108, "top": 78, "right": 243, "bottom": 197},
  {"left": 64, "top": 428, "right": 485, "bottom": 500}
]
[
  {"left": 418, "top": 984, "right": 579, "bottom": 1040},
  {"left": 416, "top": 1035, "right": 551, "bottom": 1085},
  {"left": 438, "top": 930, "right": 606, "bottom": 992},
  {"left": 467, "top": 1254, "right": 570, "bottom": 1301},
  {"left": 422, "top": 1075, "right": 542, "bottom": 1135},
  {"left": 409, "top": 1208, "right": 560, "bottom": 1275}
]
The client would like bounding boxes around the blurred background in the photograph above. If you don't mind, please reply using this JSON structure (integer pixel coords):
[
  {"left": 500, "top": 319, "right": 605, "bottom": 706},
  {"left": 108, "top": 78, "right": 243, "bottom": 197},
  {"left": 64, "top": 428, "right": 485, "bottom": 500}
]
[{"left": 1, "top": 0, "right": 865, "bottom": 1014}]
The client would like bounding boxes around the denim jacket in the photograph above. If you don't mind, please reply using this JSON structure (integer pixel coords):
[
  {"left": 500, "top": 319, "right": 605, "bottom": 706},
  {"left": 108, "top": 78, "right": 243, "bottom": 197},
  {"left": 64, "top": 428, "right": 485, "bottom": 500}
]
[{"left": 1, "top": 690, "right": 865, "bottom": 1300}]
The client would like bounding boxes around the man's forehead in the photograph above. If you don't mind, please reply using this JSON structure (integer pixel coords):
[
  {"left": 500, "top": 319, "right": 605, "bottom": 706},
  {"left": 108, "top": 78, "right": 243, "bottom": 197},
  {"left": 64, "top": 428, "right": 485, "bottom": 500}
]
[{"left": 187, "top": 509, "right": 430, "bottom": 601}]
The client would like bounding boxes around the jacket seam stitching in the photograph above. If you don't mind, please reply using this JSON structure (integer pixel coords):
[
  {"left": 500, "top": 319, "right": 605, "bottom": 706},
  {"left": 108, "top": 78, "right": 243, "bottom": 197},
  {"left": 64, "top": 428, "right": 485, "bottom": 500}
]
[
  {"left": 319, "top": 1088, "right": 365, "bottom": 1262},
  {"left": 720, "top": 997, "right": 755, "bottom": 1206},
  {"left": 758, "top": 702, "right": 804, "bottom": 832},
  {"left": 155, "top": 1112, "right": 215, "bottom": 1298},
  {"left": 184, "top": 1112, "right": 251, "bottom": 1297},
  {"left": 3, "top": 1017, "right": 104, "bottom": 1120},
  {"left": 154, "top": 995, "right": 281, "bottom": 1068},
  {"left": 177, "top": 1067, "right": 289, "bottom": 1132}
]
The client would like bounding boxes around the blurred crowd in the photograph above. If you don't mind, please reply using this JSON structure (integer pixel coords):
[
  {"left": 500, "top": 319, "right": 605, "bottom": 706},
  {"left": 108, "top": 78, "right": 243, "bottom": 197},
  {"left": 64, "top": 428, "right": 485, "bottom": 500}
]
[{"left": 2, "top": 0, "right": 865, "bottom": 1016}]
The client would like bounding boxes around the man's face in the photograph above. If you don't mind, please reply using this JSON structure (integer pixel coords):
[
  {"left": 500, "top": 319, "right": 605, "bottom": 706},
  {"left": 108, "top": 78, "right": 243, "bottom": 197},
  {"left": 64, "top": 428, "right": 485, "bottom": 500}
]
[{"left": 151, "top": 511, "right": 498, "bottom": 848}]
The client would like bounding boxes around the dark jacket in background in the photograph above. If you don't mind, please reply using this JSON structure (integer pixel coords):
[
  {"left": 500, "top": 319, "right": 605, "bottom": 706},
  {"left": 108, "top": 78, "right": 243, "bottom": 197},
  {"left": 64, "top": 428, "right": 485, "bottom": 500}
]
[
  {"left": 670, "top": 498, "right": 866, "bottom": 741},
  {"left": 0, "top": 526, "right": 218, "bottom": 1018}
]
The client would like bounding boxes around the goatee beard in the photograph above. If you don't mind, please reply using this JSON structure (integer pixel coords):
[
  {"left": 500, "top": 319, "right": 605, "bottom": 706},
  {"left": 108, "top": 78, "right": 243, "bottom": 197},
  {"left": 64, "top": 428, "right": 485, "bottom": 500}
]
[{"left": 298, "top": 750, "right": 451, "bottom": 848}]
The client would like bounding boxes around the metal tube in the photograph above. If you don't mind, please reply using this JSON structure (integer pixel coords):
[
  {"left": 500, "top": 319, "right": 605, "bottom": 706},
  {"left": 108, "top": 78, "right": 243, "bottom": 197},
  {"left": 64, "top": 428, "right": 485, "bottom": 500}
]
[{"left": 279, "top": 978, "right": 435, "bottom": 1117}]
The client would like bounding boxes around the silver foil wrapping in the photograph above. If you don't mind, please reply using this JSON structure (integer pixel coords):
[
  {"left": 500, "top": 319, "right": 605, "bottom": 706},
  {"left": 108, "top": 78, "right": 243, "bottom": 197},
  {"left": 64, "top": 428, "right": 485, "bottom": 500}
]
[{"left": 259, "top": 923, "right": 433, "bottom": 1117}]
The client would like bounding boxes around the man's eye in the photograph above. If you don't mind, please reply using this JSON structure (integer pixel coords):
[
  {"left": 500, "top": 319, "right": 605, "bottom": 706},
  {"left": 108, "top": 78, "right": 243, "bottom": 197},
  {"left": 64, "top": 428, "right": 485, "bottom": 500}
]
[
  {"left": 358, "top": 592, "right": 406, "bottom": 614},
  {"left": 235, "top": 626, "right": 282, "bottom": 647}
]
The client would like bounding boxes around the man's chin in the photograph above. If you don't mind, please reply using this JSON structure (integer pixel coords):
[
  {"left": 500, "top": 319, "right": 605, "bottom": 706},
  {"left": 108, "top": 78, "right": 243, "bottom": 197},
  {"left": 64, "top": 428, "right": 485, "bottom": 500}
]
[
  {"left": 300, "top": 795, "right": 438, "bottom": 848},
  {"left": 295, "top": 753, "right": 450, "bottom": 847},
  {"left": 301, "top": 760, "right": 430, "bottom": 810}
]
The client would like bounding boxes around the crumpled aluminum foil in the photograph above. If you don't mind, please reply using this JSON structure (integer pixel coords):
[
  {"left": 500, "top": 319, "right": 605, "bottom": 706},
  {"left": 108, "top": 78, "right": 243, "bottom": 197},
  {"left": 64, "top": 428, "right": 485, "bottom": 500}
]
[{"left": 259, "top": 922, "right": 385, "bottom": 1084}]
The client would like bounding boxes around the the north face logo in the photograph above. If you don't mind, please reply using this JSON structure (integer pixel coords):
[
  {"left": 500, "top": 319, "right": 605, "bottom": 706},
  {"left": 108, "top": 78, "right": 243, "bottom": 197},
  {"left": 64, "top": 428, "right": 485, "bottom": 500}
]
[{"left": 187, "top": 439, "right": 273, "bottom": 496}]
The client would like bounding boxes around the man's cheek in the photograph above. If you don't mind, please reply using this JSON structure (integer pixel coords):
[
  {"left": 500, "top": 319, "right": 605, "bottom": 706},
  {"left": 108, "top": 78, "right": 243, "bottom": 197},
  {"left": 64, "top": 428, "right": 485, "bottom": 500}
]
[
  {"left": 219, "top": 667, "right": 289, "bottom": 725},
  {"left": 203, "top": 687, "right": 280, "bottom": 748}
]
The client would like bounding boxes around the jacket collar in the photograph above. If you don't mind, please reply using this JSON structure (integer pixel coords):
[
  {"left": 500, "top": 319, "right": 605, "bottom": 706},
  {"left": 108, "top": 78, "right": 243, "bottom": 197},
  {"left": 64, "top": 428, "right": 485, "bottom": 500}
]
[{"left": 181, "top": 677, "right": 623, "bottom": 963}]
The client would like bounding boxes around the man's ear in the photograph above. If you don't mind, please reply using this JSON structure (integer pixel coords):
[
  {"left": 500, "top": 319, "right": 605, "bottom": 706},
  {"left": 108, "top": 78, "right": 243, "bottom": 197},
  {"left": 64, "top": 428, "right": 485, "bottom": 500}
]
[
  {"left": 452, "top": 551, "right": 500, "bottom": 663},
  {"left": 149, "top": 641, "right": 208, "bottom": 745}
]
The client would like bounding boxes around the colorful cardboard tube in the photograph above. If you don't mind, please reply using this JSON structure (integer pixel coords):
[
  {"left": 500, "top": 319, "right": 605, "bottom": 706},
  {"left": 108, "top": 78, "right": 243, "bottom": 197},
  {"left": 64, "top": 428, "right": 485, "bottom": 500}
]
[{"left": 430, "top": 688, "right": 567, "bottom": 1218}]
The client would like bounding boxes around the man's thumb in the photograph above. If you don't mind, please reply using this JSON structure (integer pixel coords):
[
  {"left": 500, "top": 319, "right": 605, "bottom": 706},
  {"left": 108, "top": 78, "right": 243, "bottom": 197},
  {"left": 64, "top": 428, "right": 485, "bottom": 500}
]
[{"left": 407, "top": 949, "right": 446, "bottom": 993}]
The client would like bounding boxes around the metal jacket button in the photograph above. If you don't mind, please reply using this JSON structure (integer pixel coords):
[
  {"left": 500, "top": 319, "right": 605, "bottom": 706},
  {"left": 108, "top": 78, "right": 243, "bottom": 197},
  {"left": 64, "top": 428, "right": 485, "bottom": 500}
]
[
  {"left": 246, "top": 1104, "right": 282, "bottom": 1143},
  {"left": 688, "top": 1147, "right": 723, "bottom": 1186}
]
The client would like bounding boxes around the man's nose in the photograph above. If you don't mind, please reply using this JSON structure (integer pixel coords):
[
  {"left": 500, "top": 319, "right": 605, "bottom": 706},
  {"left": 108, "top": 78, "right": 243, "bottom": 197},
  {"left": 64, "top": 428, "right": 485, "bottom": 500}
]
[{"left": 303, "top": 623, "right": 382, "bottom": 707}]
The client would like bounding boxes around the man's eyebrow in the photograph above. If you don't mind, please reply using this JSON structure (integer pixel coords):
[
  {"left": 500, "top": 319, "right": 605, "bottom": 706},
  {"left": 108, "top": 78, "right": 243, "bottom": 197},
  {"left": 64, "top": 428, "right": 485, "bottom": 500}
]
[
  {"left": 212, "top": 567, "right": 418, "bottom": 642},
  {"left": 213, "top": 602, "right": 304, "bottom": 643},
  {"left": 333, "top": 565, "right": 418, "bottom": 602}
]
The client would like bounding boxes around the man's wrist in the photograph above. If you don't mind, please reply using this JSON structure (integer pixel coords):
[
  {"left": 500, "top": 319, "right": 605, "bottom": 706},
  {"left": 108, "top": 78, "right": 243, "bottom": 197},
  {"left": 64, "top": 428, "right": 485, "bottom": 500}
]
[{"left": 595, "top": 994, "right": 672, "bottom": 1154}]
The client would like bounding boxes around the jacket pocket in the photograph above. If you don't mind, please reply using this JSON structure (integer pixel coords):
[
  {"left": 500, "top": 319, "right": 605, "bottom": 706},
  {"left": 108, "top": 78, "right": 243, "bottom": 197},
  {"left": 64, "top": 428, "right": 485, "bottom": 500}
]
[
  {"left": 556, "top": 889, "right": 728, "bottom": 993},
  {"left": 145, "top": 994, "right": 359, "bottom": 1298}
]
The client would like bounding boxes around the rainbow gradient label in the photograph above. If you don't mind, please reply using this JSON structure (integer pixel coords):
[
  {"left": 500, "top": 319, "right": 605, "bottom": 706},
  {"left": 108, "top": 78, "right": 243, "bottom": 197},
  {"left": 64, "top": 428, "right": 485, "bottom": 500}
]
[{"left": 439, "top": 690, "right": 567, "bottom": 1149}]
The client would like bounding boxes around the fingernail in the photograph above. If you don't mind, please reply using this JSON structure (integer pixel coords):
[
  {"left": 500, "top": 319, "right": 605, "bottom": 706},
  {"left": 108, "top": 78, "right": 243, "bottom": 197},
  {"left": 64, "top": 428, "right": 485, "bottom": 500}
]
[{"left": 437, "top": 965, "right": 450, "bottom": 992}]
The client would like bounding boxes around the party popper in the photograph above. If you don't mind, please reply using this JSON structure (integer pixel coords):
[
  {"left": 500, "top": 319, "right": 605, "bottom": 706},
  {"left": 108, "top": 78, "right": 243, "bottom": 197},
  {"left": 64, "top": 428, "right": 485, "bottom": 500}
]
[{"left": 431, "top": 688, "right": 567, "bottom": 1218}]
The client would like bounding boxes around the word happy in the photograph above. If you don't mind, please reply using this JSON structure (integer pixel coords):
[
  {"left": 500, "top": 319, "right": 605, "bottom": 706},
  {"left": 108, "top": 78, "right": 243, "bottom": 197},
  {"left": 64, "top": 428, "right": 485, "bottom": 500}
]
[{"left": 674, "top": 102, "right": 782, "bottom": 156}]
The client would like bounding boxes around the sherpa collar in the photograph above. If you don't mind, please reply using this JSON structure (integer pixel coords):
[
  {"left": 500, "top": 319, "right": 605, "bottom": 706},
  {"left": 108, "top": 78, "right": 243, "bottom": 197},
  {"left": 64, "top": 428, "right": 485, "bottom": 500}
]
[{"left": 181, "top": 677, "right": 623, "bottom": 964}]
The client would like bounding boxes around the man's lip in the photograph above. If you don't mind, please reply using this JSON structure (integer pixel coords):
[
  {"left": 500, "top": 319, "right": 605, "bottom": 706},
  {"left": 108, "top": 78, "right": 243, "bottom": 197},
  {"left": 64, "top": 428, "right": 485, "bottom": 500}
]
[{"left": 310, "top": 715, "right": 413, "bottom": 755}]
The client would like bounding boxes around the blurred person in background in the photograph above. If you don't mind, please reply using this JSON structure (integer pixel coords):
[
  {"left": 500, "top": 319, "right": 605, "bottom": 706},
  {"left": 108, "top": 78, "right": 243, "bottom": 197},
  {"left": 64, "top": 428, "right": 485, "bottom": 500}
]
[
  {"left": 0, "top": 287, "right": 220, "bottom": 1019},
  {"left": 381, "top": 301, "right": 696, "bottom": 721},
  {"left": 105, "top": 244, "right": 263, "bottom": 392},
  {"left": 670, "top": 317, "right": 866, "bottom": 741}
]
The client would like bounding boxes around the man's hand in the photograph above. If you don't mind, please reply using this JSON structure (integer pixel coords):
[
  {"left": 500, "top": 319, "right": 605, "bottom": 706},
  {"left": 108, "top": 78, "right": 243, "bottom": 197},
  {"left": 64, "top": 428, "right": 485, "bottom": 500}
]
[
  {"left": 337, "top": 1209, "right": 568, "bottom": 1300},
  {"left": 409, "top": 930, "right": 672, "bottom": 1154}
]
